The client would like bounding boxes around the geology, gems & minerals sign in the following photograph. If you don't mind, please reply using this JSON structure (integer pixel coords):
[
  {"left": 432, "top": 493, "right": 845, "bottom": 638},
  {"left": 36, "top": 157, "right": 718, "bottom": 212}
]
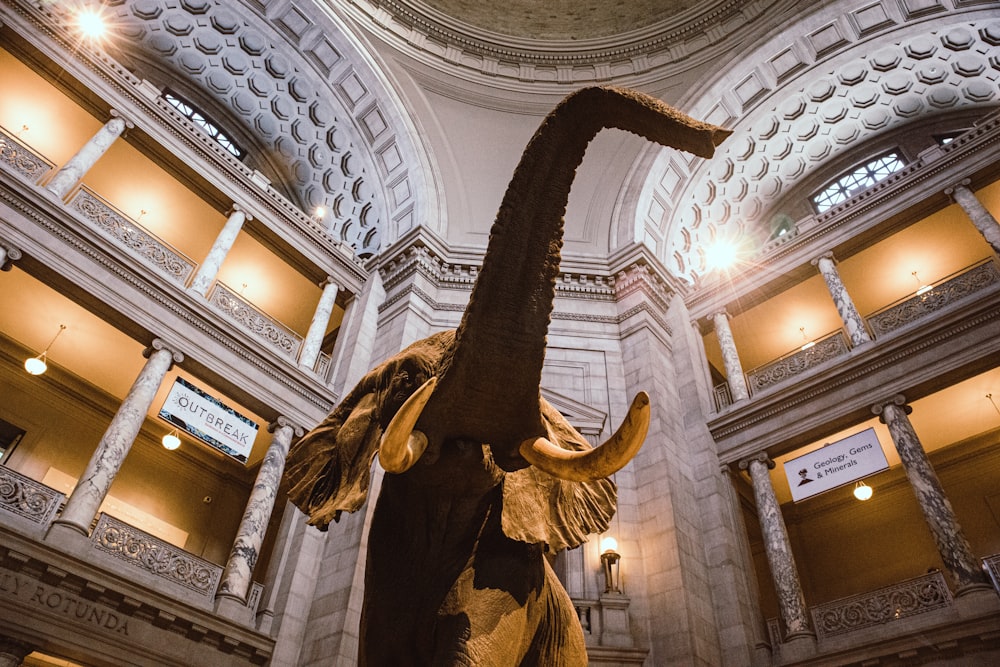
[{"left": 784, "top": 427, "right": 889, "bottom": 502}]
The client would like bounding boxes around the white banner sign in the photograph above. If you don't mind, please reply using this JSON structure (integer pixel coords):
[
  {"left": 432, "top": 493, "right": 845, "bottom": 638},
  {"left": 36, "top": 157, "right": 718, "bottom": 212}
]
[
  {"left": 158, "top": 377, "right": 259, "bottom": 464},
  {"left": 784, "top": 427, "right": 889, "bottom": 502}
]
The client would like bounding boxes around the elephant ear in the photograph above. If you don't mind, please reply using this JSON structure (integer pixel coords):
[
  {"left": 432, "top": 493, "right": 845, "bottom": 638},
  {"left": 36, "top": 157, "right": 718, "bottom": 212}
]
[
  {"left": 284, "top": 331, "right": 453, "bottom": 529},
  {"left": 501, "top": 397, "right": 617, "bottom": 552}
]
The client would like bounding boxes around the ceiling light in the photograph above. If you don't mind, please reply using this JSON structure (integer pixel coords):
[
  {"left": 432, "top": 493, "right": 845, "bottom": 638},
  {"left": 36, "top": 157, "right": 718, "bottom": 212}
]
[
  {"left": 912, "top": 271, "right": 932, "bottom": 296},
  {"left": 704, "top": 239, "right": 739, "bottom": 271},
  {"left": 77, "top": 8, "right": 107, "bottom": 39},
  {"left": 853, "top": 480, "right": 873, "bottom": 501},
  {"left": 24, "top": 324, "right": 66, "bottom": 376},
  {"left": 799, "top": 326, "right": 815, "bottom": 351},
  {"left": 162, "top": 429, "right": 182, "bottom": 451}
]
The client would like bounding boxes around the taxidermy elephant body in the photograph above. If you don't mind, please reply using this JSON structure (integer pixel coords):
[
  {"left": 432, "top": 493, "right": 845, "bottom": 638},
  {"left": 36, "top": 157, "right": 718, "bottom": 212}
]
[{"left": 284, "top": 87, "right": 729, "bottom": 666}]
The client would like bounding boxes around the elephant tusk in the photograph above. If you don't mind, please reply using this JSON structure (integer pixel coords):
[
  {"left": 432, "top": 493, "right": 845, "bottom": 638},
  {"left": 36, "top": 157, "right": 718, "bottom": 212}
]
[
  {"left": 519, "top": 392, "right": 650, "bottom": 483},
  {"left": 379, "top": 376, "right": 437, "bottom": 474}
]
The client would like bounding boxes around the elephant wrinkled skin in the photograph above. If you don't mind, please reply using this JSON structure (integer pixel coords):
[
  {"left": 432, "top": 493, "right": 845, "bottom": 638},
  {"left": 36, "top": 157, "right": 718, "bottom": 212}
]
[{"left": 283, "top": 86, "right": 729, "bottom": 666}]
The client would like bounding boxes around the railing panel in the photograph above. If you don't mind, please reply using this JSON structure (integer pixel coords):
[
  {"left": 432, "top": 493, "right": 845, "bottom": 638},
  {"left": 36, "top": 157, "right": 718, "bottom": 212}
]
[
  {"left": 810, "top": 571, "right": 953, "bottom": 640},
  {"left": 867, "top": 259, "right": 1000, "bottom": 338},
  {"left": 0, "top": 128, "right": 55, "bottom": 183},
  {"left": 746, "top": 331, "right": 849, "bottom": 394},
  {"left": 984, "top": 553, "right": 1000, "bottom": 593},
  {"left": 0, "top": 466, "right": 64, "bottom": 526},
  {"left": 68, "top": 187, "right": 196, "bottom": 284},
  {"left": 91, "top": 513, "right": 222, "bottom": 597},
  {"left": 208, "top": 282, "right": 303, "bottom": 360}
]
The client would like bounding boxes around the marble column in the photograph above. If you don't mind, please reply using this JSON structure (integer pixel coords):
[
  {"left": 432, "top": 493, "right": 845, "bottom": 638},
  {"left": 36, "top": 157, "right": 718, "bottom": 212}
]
[
  {"left": 0, "top": 244, "right": 21, "bottom": 272},
  {"left": 872, "top": 395, "right": 991, "bottom": 594},
  {"left": 46, "top": 112, "right": 132, "bottom": 198},
  {"left": 0, "top": 637, "right": 32, "bottom": 667},
  {"left": 53, "top": 339, "right": 183, "bottom": 535},
  {"left": 945, "top": 179, "right": 1000, "bottom": 253},
  {"left": 217, "top": 417, "right": 302, "bottom": 602},
  {"left": 298, "top": 277, "right": 339, "bottom": 372},
  {"left": 811, "top": 252, "right": 872, "bottom": 347},
  {"left": 711, "top": 310, "right": 750, "bottom": 402},
  {"left": 189, "top": 205, "right": 251, "bottom": 296},
  {"left": 739, "top": 452, "right": 813, "bottom": 639}
]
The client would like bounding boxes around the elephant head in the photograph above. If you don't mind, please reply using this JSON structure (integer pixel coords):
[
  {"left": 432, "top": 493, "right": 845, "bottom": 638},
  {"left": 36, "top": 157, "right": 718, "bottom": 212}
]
[{"left": 283, "top": 86, "right": 729, "bottom": 663}]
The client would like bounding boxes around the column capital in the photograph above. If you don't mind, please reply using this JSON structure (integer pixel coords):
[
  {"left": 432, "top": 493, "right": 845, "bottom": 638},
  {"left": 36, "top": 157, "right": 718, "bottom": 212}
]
[
  {"left": 269, "top": 416, "right": 304, "bottom": 437},
  {"left": 0, "top": 244, "right": 22, "bottom": 271},
  {"left": 229, "top": 203, "right": 253, "bottom": 221},
  {"left": 738, "top": 451, "right": 774, "bottom": 471},
  {"left": 109, "top": 108, "right": 136, "bottom": 129},
  {"left": 871, "top": 393, "right": 911, "bottom": 421},
  {"left": 319, "top": 276, "right": 340, "bottom": 290},
  {"left": 943, "top": 178, "right": 972, "bottom": 197},
  {"left": 711, "top": 309, "right": 731, "bottom": 322},
  {"left": 143, "top": 338, "right": 185, "bottom": 365},
  {"left": 809, "top": 250, "right": 836, "bottom": 267}
]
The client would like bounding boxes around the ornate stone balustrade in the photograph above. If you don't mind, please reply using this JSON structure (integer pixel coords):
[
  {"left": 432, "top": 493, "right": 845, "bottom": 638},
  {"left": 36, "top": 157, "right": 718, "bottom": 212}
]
[
  {"left": 810, "top": 571, "right": 953, "bottom": 640},
  {"left": 746, "top": 331, "right": 849, "bottom": 394},
  {"left": 68, "top": 186, "right": 196, "bottom": 284},
  {"left": 208, "top": 282, "right": 303, "bottom": 360},
  {"left": 0, "top": 466, "right": 64, "bottom": 526},
  {"left": 0, "top": 127, "right": 54, "bottom": 183},
  {"left": 91, "top": 513, "right": 222, "bottom": 597},
  {"left": 867, "top": 259, "right": 1000, "bottom": 338}
]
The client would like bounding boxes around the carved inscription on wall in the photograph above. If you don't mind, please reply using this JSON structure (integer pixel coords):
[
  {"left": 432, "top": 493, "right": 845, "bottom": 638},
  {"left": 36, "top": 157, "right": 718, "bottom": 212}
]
[{"left": 0, "top": 569, "right": 130, "bottom": 636}]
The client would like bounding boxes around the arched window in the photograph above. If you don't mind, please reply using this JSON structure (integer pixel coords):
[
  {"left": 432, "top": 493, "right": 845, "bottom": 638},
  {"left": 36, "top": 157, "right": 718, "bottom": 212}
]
[
  {"left": 163, "top": 89, "right": 246, "bottom": 160},
  {"left": 811, "top": 151, "right": 905, "bottom": 212}
]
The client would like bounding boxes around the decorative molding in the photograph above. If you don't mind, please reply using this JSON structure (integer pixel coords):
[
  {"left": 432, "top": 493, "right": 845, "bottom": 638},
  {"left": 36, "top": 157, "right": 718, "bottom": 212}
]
[
  {"left": 746, "top": 331, "right": 849, "bottom": 394},
  {"left": 867, "top": 260, "right": 1000, "bottom": 337},
  {"left": 91, "top": 513, "right": 222, "bottom": 596},
  {"left": 0, "top": 127, "right": 54, "bottom": 183},
  {"left": 810, "top": 571, "right": 953, "bottom": 639},
  {"left": 69, "top": 187, "right": 196, "bottom": 284},
  {"left": 208, "top": 282, "right": 303, "bottom": 360},
  {"left": 0, "top": 467, "right": 64, "bottom": 526}
]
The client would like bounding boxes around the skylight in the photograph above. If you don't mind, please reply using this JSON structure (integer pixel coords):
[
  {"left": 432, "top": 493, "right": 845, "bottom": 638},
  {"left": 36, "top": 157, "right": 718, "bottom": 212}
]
[{"left": 811, "top": 151, "right": 905, "bottom": 212}]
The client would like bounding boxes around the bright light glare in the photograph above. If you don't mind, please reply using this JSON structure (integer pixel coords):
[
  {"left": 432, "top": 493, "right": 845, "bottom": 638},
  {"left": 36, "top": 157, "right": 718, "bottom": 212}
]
[
  {"left": 853, "top": 481, "right": 873, "bottom": 501},
  {"left": 24, "top": 355, "right": 47, "bottom": 375},
  {"left": 705, "top": 240, "right": 739, "bottom": 271},
  {"left": 600, "top": 536, "right": 619, "bottom": 554},
  {"left": 162, "top": 431, "right": 181, "bottom": 451},
  {"left": 77, "top": 10, "right": 107, "bottom": 39}
]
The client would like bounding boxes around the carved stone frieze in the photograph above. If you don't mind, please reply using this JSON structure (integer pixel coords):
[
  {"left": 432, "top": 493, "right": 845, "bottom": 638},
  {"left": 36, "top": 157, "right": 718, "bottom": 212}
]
[
  {"left": 810, "top": 570, "right": 953, "bottom": 639},
  {"left": 0, "top": 467, "right": 64, "bottom": 526},
  {"left": 91, "top": 513, "right": 222, "bottom": 596},
  {"left": 867, "top": 260, "right": 1000, "bottom": 337},
  {"left": 0, "top": 130, "right": 54, "bottom": 183},
  {"left": 208, "top": 283, "right": 303, "bottom": 359},
  {"left": 69, "top": 188, "right": 195, "bottom": 284}
]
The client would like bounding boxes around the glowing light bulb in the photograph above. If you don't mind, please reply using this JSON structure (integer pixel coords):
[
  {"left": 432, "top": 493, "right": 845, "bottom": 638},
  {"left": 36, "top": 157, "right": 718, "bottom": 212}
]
[
  {"left": 24, "top": 355, "right": 48, "bottom": 375},
  {"left": 162, "top": 430, "right": 181, "bottom": 451},
  {"left": 600, "top": 536, "right": 619, "bottom": 554},
  {"left": 854, "top": 481, "right": 873, "bottom": 501},
  {"left": 77, "top": 9, "right": 107, "bottom": 39}
]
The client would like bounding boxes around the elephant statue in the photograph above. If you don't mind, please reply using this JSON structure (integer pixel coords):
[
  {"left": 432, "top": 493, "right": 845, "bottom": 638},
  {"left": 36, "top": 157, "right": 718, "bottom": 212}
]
[{"left": 283, "top": 86, "right": 729, "bottom": 666}]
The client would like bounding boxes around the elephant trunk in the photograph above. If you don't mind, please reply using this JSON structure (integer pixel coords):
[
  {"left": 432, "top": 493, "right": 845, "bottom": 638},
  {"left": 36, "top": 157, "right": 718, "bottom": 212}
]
[{"left": 423, "top": 87, "right": 730, "bottom": 461}]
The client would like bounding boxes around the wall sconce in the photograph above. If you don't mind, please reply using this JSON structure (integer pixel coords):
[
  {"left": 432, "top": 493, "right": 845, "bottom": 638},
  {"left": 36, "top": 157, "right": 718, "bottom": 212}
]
[
  {"left": 853, "top": 480, "right": 873, "bottom": 501},
  {"left": 799, "top": 326, "right": 815, "bottom": 351},
  {"left": 24, "top": 324, "right": 66, "bottom": 375},
  {"left": 600, "top": 536, "right": 622, "bottom": 594},
  {"left": 162, "top": 429, "right": 181, "bottom": 451},
  {"left": 912, "top": 271, "right": 932, "bottom": 296}
]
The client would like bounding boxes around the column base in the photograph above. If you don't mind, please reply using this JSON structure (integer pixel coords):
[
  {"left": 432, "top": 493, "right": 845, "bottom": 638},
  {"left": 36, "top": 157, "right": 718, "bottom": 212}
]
[
  {"left": 44, "top": 520, "right": 93, "bottom": 555},
  {"left": 954, "top": 583, "right": 1000, "bottom": 617},
  {"left": 214, "top": 592, "right": 253, "bottom": 627},
  {"left": 778, "top": 631, "right": 817, "bottom": 663}
]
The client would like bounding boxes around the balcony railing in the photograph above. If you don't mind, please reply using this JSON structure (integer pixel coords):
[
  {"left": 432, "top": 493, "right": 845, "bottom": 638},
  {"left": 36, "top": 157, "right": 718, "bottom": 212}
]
[
  {"left": 866, "top": 258, "right": 1000, "bottom": 338},
  {"left": 91, "top": 512, "right": 222, "bottom": 597},
  {"left": 0, "top": 465, "right": 64, "bottom": 526},
  {"left": 208, "top": 281, "right": 303, "bottom": 360},
  {"left": 68, "top": 186, "right": 197, "bottom": 284},
  {"left": 0, "top": 126, "right": 55, "bottom": 183},
  {"left": 810, "top": 570, "right": 953, "bottom": 640},
  {"left": 746, "top": 330, "right": 849, "bottom": 394}
]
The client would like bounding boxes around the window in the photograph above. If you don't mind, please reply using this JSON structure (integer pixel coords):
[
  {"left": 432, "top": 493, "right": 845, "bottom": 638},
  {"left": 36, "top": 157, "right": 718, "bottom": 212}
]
[
  {"left": 163, "top": 90, "right": 246, "bottom": 160},
  {"left": 0, "top": 417, "right": 25, "bottom": 465},
  {"left": 811, "top": 151, "right": 906, "bottom": 212}
]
